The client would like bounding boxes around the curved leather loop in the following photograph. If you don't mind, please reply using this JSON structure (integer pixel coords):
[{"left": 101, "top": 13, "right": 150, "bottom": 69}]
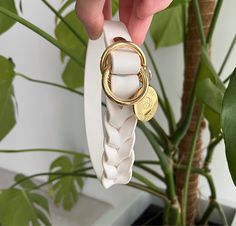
[{"left": 84, "top": 21, "right": 140, "bottom": 189}]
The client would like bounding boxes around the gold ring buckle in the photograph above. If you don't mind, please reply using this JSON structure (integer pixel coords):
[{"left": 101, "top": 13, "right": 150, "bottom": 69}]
[{"left": 100, "top": 41, "right": 149, "bottom": 106}]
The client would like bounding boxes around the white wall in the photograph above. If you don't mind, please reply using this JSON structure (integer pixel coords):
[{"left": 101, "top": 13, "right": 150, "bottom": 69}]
[{"left": 0, "top": 0, "right": 235, "bottom": 206}]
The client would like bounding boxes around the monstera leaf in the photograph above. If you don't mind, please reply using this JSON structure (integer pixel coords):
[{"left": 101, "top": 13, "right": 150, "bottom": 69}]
[
  {"left": 55, "top": 10, "right": 88, "bottom": 89},
  {"left": 221, "top": 68, "right": 236, "bottom": 187},
  {"left": 196, "top": 49, "right": 226, "bottom": 137},
  {"left": 0, "top": 0, "right": 18, "bottom": 35},
  {"left": 0, "top": 174, "right": 51, "bottom": 226},
  {"left": 150, "top": 4, "right": 184, "bottom": 48},
  {"left": 0, "top": 56, "right": 17, "bottom": 141},
  {"left": 48, "top": 155, "right": 84, "bottom": 210}
]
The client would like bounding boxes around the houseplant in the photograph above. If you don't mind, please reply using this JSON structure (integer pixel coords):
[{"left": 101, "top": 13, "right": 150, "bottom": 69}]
[{"left": 0, "top": 0, "right": 235, "bottom": 225}]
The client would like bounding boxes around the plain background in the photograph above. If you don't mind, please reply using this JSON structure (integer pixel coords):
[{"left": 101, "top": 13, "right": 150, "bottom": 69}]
[{"left": 0, "top": 0, "right": 235, "bottom": 207}]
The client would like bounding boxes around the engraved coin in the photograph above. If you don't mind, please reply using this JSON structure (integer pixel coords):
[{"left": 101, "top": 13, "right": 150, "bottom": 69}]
[{"left": 133, "top": 86, "right": 158, "bottom": 121}]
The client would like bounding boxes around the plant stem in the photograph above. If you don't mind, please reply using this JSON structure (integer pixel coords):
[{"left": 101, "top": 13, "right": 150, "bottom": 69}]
[
  {"left": 16, "top": 72, "right": 107, "bottom": 108},
  {"left": 0, "top": 148, "right": 89, "bottom": 158},
  {"left": 138, "top": 122, "right": 177, "bottom": 203},
  {"left": 0, "top": 7, "right": 83, "bottom": 67},
  {"left": 133, "top": 171, "right": 166, "bottom": 195},
  {"left": 41, "top": 0, "right": 87, "bottom": 46},
  {"left": 171, "top": 94, "right": 196, "bottom": 146},
  {"left": 134, "top": 160, "right": 160, "bottom": 165},
  {"left": 134, "top": 162, "right": 165, "bottom": 183},
  {"left": 192, "top": 0, "right": 207, "bottom": 48},
  {"left": 204, "top": 133, "right": 223, "bottom": 169},
  {"left": 32, "top": 172, "right": 95, "bottom": 191},
  {"left": 149, "top": 118, "right": 170, "bottom": 144},
  {"left": 149, "top": 119, "right": 174, "bottom": 156},
  {"left": 206, "top": 0, "right": 223, "bottom": 44},
  {"left": 197, "top": 199, "right": 216, "bottom": 225},
  {"left": 175, "top": 163, "right": 217, "bottom": 200},
  {"left": 16, "top": 72, "right": 84, "bottom": 96},
  {"left": 181, "top": 105, "right": 204, "bottom": 226},
  {"left": 137, "top": 123, "right": 165, "bottom": 149},
  {"left": 57, "top": 0, "right": 74, "bottom": 19},
  {"left": 143, "top": 42, "right": 176, "bottom": 133},
  {"left": 11, "top": 167, "right": 93, "bottom": 188},
  {"left": 219, "top": 35, "right": 236, "bottom": 76},
  {"left": 143, "top": 42, "right": 166, "bottom": 104},
  {"left": 215, "top": 202, "right": 229, "bottom": 226},
  {"left": 33, "top": 171, "right": 169, "bottom": 203},
  {"left": 128, "top": 181, "right": 169, "bottom": 203}
]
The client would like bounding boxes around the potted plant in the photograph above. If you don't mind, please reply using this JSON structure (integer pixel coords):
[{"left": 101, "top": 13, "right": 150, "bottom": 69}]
[{"left": 0, "top": 0, "right": 235, "bottom": 225}]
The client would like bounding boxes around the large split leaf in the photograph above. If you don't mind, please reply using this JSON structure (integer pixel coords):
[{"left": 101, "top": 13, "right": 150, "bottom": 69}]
[
  {"left": 196, "top": 49, "right": 226, "bottom": 137},
  {"left": 221, "top": 68, "right": 236, "bottom": 187},
  {"left": 55, "top": 11, "right": 87, "bottom": 49},
  {"left": 55, "top": 11, "right": 87, "bottom": 87},
  {"left": 55, "top": 10, "right": 88, "bottom": 89},
  {"left": 49, "top": 155, "right": 84, "bottom": 210},
  {"left": 150, "top": 4, "right": 184, "bottom": 48},
  {"left": 0, "top": 56, "right": 17, "bottom": 141},
  {"left": 0, "top": 174, "right": 51, "bottom": 226},
  {"left": 0, "top": 0, "right": 18, "bottom": 35}
]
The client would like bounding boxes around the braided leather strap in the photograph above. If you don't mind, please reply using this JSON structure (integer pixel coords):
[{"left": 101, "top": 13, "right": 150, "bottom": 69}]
[
  {"left": 84, "top": 21, "right": 140, "bottom": 189},
  {"left": 102, "top": 98, "right": 137, "bottom": 188}
]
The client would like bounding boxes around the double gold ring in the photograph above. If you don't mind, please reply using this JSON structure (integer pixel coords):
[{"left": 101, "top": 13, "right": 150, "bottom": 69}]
[{"left": 100, "top": 41, "right": 149, "bottom": 106}]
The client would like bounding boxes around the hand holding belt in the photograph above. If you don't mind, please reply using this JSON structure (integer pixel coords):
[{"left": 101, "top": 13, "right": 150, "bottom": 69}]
[{"left": 84, "top": 21, "right": 158, "bottom": 189}]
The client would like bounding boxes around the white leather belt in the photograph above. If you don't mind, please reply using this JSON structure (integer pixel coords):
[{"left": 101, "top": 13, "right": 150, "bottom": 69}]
[{"left": 84, "top": 20, "right": 157, "bottom": 189}]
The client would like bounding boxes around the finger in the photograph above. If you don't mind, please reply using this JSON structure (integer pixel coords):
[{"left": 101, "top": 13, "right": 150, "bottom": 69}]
[
  {"left": 119, "top": 0, "right": 134, "bottom": 28},
  {"left": 128, "top": 15, "right": 153, "bottom": 45},
  {"left": 103, "top": 0, "right": 112, "bottom": 20},
  {"left": 127, "top": 1, "right": 153, "bottom": 45},
  {"left": 75, "top": 0, "right": 106, "bottom": 39},
  {"left": 136, "top": 0, "right": 173, "bottom": 19}
]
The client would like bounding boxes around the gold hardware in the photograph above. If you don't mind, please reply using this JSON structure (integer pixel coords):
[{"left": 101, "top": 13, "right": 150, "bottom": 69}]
[
  {"left": 100, "top": 41, "right": 149, "bottom": 106},
  {"left": 133, "top": 86, "right": 158, "bottom": 121},
  {"left": 100, "top": 41, "right": 147, "bottom": 73},
  {"left": 100, "top": 40, "right": 158, "bottom": 121}
]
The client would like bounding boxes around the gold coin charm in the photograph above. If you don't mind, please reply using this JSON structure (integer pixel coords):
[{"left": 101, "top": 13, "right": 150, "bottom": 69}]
[{"left": 133, "top": 86, "right": 158, "bottom": 121}]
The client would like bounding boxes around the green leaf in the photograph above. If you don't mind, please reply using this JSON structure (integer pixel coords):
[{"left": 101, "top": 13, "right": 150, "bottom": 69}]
[
  {"left": 112, "top": 0, "right": 119, "bottom": 16},
  {"left": 55, "top": 10, "right": 87, "bottom": 89},
  {"left": 62, "top": 57, "right": 84, "bottom": 89},
  {"left": 0, "top": 56, "right": 17, "bottom": 141},
  {"left": 0, "top": 0, "right": 17, "bottom": 35},
  {"left": 196, "top": 78, "right": 224, "bottom": 136},
  {"left": 196, "top": 79, "right": 223, "bottom": 114},
  {"left": 196, "top": 49, "right": 226, "bottom": 136},
  {"left": 150, "top": 4, "right": 184, "bottom": 48},
  {"left": 198, "top": 49, "right": 225, "bottom": 92},
  {"left": 49, "top": 155, "right": 84, "bottom": 210},
  {"left": 168, "top": 0, "right": 189, "bottom": 8},
  {"left": 221, "top": 68, "right": 236, "bottom": 187},
  {"left": 55, "top": 10, "right": 87, "bottom": 50},
  {"left": 15, "top": 174, "right": 37, "bottom": 190},
  {"left": 0, "top": 176, "right": 51, "bottom": 226}
]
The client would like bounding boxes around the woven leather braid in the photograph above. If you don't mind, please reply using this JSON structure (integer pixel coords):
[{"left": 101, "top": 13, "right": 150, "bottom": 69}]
[{"left": 101, "top": 98, "right": 137, "bottom": 189}]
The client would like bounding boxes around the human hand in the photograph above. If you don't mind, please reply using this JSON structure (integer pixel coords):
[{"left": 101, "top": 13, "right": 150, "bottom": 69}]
[{"left": 75, "top": 0, "right": 172, "bottom": 45}]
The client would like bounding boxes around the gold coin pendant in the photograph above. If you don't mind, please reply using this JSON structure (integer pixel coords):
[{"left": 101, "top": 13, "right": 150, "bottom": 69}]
[{"left": 133, "top": 86, "right": 158, "bottom": 121}]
